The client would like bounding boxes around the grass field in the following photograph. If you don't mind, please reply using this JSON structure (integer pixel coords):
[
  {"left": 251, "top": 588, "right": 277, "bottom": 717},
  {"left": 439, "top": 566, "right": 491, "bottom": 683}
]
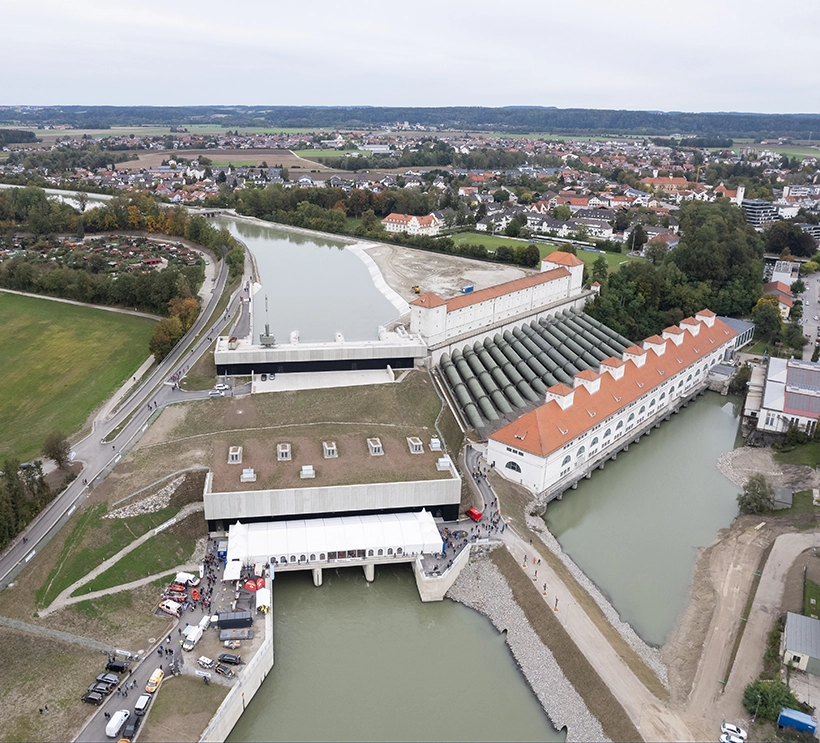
[
  {"left": 450, "top": 232, "right": 636, "bottom": 272},
  {"left": 291, "top": 148, "right": 367, "bottom": 159},
  {"left": 140, "top": 674, "right": 228, "bottom": 743},
  {"left": 775, "top": 443, "right": 820, "bottom": 468},
  {"left": 74, "top": 514, "right": 201, "bottom": 596},
  {"left": 0, "top": 293, "right": 156, "bottom": 462}
]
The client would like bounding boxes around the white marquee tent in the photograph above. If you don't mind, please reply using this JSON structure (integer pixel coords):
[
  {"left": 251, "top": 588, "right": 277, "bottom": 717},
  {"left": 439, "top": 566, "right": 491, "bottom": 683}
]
[{"left": 224, "top": 510, "right": 442, "bottom": 580}]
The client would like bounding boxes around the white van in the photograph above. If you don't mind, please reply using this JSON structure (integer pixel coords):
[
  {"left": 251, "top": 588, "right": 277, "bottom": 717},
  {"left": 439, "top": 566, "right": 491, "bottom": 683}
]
[
  {"left": 134, "top": 694, "right": 151, "bottom": 716},
  {"left": 105, "top": 709, "right": 130, "bottom": 738},
  {"left": 182, "top": 626, "right": 204, "bottom": 651},
  {"left": 198, "top": 615, "right": 211, "bottom": 630}
]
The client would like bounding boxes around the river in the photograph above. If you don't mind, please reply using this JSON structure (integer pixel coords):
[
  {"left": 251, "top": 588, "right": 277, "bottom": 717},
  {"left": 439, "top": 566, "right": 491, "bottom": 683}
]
[
  {"left": 220, "top": 218, "right": 399, "bottom": 342},
  {"left": 227, "top": 567, "right": 562, "bottom": 742},
  {"left": 544, "top": 393, "right": 743, "bottom": 646}
]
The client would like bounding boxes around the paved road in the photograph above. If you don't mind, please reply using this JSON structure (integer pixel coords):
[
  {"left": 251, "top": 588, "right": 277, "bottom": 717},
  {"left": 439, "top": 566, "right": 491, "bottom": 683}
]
[{"left": 0, "top": 252, "right": 250, "bottom": 589}]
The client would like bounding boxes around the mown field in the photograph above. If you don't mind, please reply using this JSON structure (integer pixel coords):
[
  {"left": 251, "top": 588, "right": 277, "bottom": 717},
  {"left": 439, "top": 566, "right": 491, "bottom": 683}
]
[{"left": 0, "top": 292, "right": 156, "bottom": 462}]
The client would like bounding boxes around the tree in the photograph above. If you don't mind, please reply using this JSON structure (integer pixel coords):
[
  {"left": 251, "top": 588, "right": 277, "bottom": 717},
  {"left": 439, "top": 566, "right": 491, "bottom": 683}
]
[
  {"left": 765, "top": 221, "right": 817, "bottom": 258},
  {"left": 41, "top": 431, "right": 70, "bottom": 469},
  {"left": 752, "top": 295, "right": 782, "bottom": 341},
  {"left": 742, "top": 678, "right": 799, "bottom": 722},
  {"left": 613, "top": 211, "right": 631, "bottom": 232},
  {"left": 552, "top": 204, "right": 571, "bottom": 221},
  {"left": 737, "top": 474, "right": 774, "bottom": 515},
  {"left": 591, "top": 255, "right": 609, "bottom": 286},
  {"left": 790, "top": 300, "right": 804, "bottom": 323},
  {"left": 644, "top": 237, "right": 668, "bottom": 266},
  {"left": 630, "top": 224, "right": 648, "bottom": 252},
  {"left": 791, "top": 278, "right": 806, "bottom": 295}
]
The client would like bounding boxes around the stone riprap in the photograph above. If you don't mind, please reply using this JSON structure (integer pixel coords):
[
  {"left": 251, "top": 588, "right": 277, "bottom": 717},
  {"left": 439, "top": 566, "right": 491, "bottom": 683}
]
[
  {"left": 105, "top": 475, "right": 185, "bottom": 519},
  {"left": 447, "top": 551, "right": 608, "bottom": 743},
  {"left": 524, "top": 510, "right": 668, "bottom": 686}
]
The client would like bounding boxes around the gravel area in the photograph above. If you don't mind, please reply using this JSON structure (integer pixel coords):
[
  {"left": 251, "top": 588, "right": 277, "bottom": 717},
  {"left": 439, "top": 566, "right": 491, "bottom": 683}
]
[
  {"left": 104, "top": 475, "right": 185, "bottom": 519},
  {"left": 716, "top": 446, "right": 819, "bottom": 490},
  {"left": 447, "top": 550, "right": 608, "bottom": 743}
]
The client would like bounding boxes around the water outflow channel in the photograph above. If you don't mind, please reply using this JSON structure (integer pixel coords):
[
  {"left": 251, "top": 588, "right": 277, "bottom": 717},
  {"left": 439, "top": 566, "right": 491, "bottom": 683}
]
[
  {"left": 545, "top": 393, "right": 743, "bottom": 646},
  {"left": 218, "top": 217, "right": 399, "bottom": 342},
  {"left": 227, "top": 568, "right": 563, "bottom": 742}
]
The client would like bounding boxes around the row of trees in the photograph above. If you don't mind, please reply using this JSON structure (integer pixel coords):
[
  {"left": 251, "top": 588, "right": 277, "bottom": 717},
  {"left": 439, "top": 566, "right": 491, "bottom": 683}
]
[
  {"left": 587, "top": 199, "right": 765, "bottom": 339},
  {"left": 0, "top": 459, "right": 53, "bottom": 551}
]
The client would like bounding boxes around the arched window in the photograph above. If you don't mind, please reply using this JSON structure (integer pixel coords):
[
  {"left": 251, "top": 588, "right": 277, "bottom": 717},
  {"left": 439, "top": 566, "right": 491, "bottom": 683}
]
[
  {"left": 397, "top": 547, "right": 403, "bottom": 555},
  {"left": 378, "top": 549, "right": 383, "bottom": 556},
  {"left": 604, "top": 428, "right": 612, "bottom": 437},
  {"left": 577, "top": 446, "right": 586, "bottom": 456},
  {"left": 678, "top": 381, "right": 683, "bottom": 388},
  {"left": 660, "top": 392, "right": 666, "bottom": 400},
  {"left": 310, "top": 554, "right": 316, "bottom": 561},
  {"left": 649, "top": 399, "right": 656, "bottom": 407},
  {"left": 505, "top": 460, "right": 521, "bottom": 473},
  {"left": 561, "top": 455, "right": 571, "bottom": 466},
  {"left": 388, "top": 548, "right": 394, "bottom": 556},
  {"left": 639, "top": 405, "right": 646, "bottom": 415},
  {"left": 320, "top": 553, "right": 325, "bottom": 561},
  {"left": 591, "top": 437, "right": 599, "bottom": 446},
  {"left": 300, "top": 554, "right": 306, "bottom": 562},
  {"left": 290, "top": 555, "right": 296, "bottom": 563},
  {"left": 687, "top": 374, "right": 692, "bottom": 382},
  {"left": 368, "top": 549, "right": 374, "bottom": 557},
  {"left": 281, "top": 556, "right": 287, "bottom": 565},
  {"left": 628, "top": 413, "right": 635, "bottom": 422},
  {"left": 616, "top": 421, "right": 624, "bottom": 430}
]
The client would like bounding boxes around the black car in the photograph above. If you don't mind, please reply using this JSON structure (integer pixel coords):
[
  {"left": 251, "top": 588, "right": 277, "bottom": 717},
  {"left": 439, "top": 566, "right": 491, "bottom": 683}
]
[
  {"left": 218, "top": 653, "right": 241, "bottom": 665},
  {"left": 81, "top": 691, "right": 104, "bottom": 705},
  {"left": 122, "top": 713, "right": 142, "bottom": 740},
  {"left": 215, "top": 663, "right": 235, "bottom": 678},
  {"left": 106, "top": 660, "right": 130, "bottom": 673},
  {"left": 87, "top": 682, "right": 114, "bottom": 695}
]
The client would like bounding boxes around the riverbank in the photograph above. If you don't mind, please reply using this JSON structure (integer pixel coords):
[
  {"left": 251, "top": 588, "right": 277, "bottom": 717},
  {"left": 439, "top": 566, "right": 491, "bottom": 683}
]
[{"left": 447, "top": 549, "right": 608, "bottom": 743}]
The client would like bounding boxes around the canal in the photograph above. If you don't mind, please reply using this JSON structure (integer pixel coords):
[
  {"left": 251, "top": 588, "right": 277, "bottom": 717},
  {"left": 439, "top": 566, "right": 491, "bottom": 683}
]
[
  {"left": 227, "top": 567, "right": 563, "bottom": 742},
  {"left": 219, "top": 217, "right": 399, "bottom": 342},
  {"left": 544, "top": 393, "right": 743, "bottom": 646}
]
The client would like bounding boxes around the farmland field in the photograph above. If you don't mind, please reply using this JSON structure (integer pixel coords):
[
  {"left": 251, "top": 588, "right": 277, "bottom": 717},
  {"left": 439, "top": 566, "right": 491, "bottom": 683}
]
[{"left": 0, "top": 292, "right": 156, "bottom": 462}]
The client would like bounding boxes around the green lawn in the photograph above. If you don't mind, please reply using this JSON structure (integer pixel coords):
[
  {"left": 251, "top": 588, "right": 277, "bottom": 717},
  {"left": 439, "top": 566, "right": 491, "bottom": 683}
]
[
  {"left": 36, "top": 502, "right": 180, "bottom": 607},
  {"left": 0, "top": 292, "right": 156, "bottom": 462},
  {"left": 450, "top": 232, "right": 637, "bottom": 272},
  {"left": 805, "top": 578, "right": 820, "bottom": 617},
  {"left": 775, "top": 444, "right": 820, "bottom": 468},
  {"left": 74, "top": 521, "right": 198, "bottom": 596}
]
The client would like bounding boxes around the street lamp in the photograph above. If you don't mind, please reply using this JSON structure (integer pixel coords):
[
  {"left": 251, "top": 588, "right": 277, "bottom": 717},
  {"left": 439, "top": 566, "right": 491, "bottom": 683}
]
[{"left": 752, "top": 692, "right": 762, "bottom": 723}]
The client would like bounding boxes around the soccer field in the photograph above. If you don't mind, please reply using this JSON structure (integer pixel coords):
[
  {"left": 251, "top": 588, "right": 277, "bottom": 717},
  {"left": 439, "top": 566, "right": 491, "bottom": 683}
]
[{"left": 0, "top": 293, "right": 156, "bottom": 462}]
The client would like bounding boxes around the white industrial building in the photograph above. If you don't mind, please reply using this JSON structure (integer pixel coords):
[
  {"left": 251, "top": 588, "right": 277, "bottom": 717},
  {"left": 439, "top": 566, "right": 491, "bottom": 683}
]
[
  {"left": 410, "top": 252, "right": 589, "bottom": 357},
  {"left": 755, "top": 357, "right": 820, "bottom": 436},
  {"left": 486, "top": 311, "right": 738, "bottom": 498}
]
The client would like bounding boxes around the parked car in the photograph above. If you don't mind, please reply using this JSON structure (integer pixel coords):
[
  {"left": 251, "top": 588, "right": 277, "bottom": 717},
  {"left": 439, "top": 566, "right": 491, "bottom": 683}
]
[
  {"left": 81, "top": 691, "right": 105, "bottom": 705},
  {"left": 134, "top": 694, "right": 152, "bottom": 716},
  {"left": 215, "top": 384, "right": 230, "bottom": 391},
  {"left": 223, "top": 639, "right": 241, "bottom": 649},
  {"left": 197, "top": 656, "right": 215, "bottom": 669},
  {"left": 208, "top": 390, "right": 224, "bottom": 398},
  {"left": 720, "top": 723, "right": 747, "bottom": 740},
  {"left": 96, "top": 673, "right": 120, "bottom": 685},
  {"left": 106, "top": 660, "right": 130, "bottom": 673},
  {"left": 121, "top": 712, "right": 142, "bottom": 740},
  {"left": 719, "top": 735, "right": 744, "bottom": 743},
  {"left": 105, "top": 709, "right": 129, "bottom": 738},
  {"left": 218, "top": 653, "right": 241, "bottom": 665},
  {"left": 215, "top": 663, "right": 235, "bottom": 678},
  {"left": 88, "top": 682, "right": 115, "bottom": 695}
]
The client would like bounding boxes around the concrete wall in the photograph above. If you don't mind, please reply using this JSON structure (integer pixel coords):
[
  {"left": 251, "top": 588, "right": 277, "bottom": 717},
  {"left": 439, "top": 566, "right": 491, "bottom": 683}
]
[
  {"left": 412, "top": 544, "right": 471, "bottom": 602},
  {"left": 204, "top": 471, "right": 462, "bottom": 522},
  {"left": 199, "top": 609, "right": 274, "bottom": 743},
  {"left": 214, "top": 338, "right": 427, "bottom": 368}
]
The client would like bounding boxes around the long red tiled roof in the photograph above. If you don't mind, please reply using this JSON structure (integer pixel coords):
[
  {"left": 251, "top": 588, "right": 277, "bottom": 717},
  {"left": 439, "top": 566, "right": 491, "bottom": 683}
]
[
  {"left": 410, "top": 267, "right": 571, "bottom": 311},
  {"left": 491, "top": 313, "right": 736, "bottom": 458}
]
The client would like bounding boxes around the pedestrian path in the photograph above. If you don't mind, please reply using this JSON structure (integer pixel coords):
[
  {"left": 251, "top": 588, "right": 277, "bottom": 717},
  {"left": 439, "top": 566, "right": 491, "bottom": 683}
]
[
  {"left": 0, "top": 614, "right": 113, "bottom": 653},
  {"left": 41, "top": 502, "right": 203, "bottom": 616}
]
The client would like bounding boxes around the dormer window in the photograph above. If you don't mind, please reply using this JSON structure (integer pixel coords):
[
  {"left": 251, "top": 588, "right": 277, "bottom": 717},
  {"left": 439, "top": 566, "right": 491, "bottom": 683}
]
[
  {"left": 587, "top": 410, "right": 596, "bottom": 417},
  {"left": 558, "top": 426, "right": 569, "bottom": 435},
  {"left": 613, "top": 395, "right": 621, "bottom": 402},
  {"left": 637, "top": 382, "right": 644, "bottom": 388}
]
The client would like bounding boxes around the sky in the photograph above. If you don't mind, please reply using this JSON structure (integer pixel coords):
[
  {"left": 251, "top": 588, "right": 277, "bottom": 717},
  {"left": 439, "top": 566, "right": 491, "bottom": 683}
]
[{"left": 2, "top": 0, "right": 817, "bottom": 114}]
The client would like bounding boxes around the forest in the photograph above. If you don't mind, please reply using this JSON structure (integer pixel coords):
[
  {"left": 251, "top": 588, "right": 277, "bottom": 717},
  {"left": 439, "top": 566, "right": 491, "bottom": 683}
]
[{"left": 2, "top": 106, "right": 819, "bottom": 138}]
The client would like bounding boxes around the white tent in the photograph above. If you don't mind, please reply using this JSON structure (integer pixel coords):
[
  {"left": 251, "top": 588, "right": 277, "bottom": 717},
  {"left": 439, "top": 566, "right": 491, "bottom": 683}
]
[
  {"left": 225, "top": 511, "right": 442, "bottom": 567},
  {"left": 255, "top": 587, "right": 271, "bottom": 612}
]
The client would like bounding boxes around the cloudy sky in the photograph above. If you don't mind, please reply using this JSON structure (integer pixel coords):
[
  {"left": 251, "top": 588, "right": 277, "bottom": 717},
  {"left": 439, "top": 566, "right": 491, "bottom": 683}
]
[{"left": 3, "top": 0, "right": 817, "bottom": 114}]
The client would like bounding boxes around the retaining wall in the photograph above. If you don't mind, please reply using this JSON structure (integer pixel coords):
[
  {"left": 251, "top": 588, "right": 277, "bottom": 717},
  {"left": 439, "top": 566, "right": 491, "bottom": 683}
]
[{"left": 199, "top": 609, "right": 274, "bottom": 742}]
